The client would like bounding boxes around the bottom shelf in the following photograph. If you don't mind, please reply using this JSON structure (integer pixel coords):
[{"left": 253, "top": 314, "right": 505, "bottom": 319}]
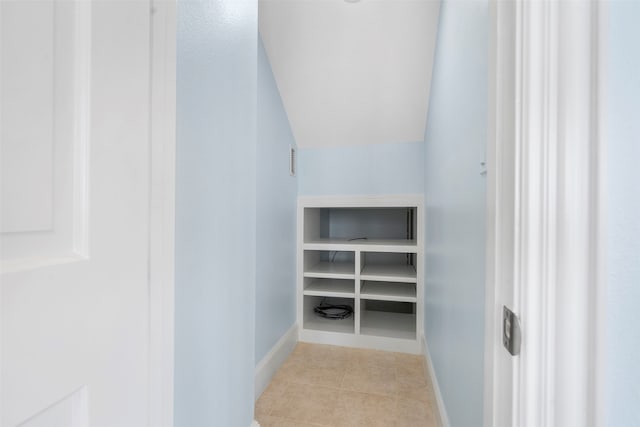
[
  {"left": 360, "top": 310, "right": 416, "bottom": 340},
  {"left": 303, "top": 295, "right": 355, "bottom": 334},
  {"left": 303, "top": 315, "right": 355, "bottom": 334},
  {"left": 301, "top": 296, "right": 417, "bottom": 343}
]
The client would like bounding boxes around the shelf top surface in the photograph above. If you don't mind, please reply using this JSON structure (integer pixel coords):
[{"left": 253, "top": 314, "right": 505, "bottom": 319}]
[
  {"left": 304, "top": 261, "right": 355, "bottom": 278},
  {"left": 305, "top": 238, "right": 417, "bottom": 246},
  {"left": 298, "top": 194, "right": 424, "bottom": 208},
  {"left": 360, "top": 264, "right": 417, "bottom": 281},
  {"left": 304, "top": 311, "right": 354, "bottom": 334},
  {"left": 360, "top": 281, "right": 416, "bottom": 300},
  {"left": 360, "top": 310, "right": 416, "bottom": 340},
  {"left": 304, "top": 279, "right": 355, "bottom": 296}
]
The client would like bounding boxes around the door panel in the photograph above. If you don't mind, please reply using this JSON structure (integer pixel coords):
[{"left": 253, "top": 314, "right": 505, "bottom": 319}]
[
  {"left": 1, "top": 1, "right": 153, "bottom": 426},
  {"left": 0, "top": 1, "right": 54, "bottom": 234},
  {"left": 1, "top": 0, "right": 89, "bottom": 268}
]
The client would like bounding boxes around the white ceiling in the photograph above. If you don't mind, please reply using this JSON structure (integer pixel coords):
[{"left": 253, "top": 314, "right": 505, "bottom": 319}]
[{"left": 259, "top": 0, "right": 441, "bottom": 148}]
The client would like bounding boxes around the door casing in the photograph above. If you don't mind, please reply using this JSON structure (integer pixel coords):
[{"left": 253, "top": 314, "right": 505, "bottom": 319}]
[{"left": 485, "top": 1, "right": 607, "bottom": 426}]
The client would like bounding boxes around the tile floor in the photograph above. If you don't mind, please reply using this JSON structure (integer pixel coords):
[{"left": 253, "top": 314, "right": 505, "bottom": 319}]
[{"left": 255, "top": 343, "right": 439, "bottom": 427}]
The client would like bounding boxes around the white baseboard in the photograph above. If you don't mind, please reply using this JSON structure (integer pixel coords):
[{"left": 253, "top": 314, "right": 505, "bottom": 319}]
[
  {"left": 255, "top": 323, "right": 298, "bottom": 401},
  {"left": 422, "top": 334, "right": 450, "bottom": 427},
  {"left": 250, "top": 420, "right": 260, "bottom": 427}
]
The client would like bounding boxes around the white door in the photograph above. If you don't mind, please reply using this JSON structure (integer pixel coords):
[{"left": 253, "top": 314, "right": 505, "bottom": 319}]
[{"left": 0, "top": 1, "right": 158, "bottom": 426}]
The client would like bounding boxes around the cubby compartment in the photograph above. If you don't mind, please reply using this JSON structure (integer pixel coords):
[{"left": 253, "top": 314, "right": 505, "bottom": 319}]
[
  {"left": 303, "top": 207, "right": 417, "bottom": 245},
  {"left": 360, "top": 300, "right": 416, "bottom": 340},
  {"left": 303, "top": 278, "right": 355, "bottom": 297},
  {"left": 304, "top": 295, "right": 355, "bottom": 334},
  {"left": 360, "top": 281, "right": 416, "bottom": 302},
  {"left": 303, "top": 250, "right": 355, "bottom": 279},
  {"left": 360, "top": 252, "right": 417, "bottom": 283}
]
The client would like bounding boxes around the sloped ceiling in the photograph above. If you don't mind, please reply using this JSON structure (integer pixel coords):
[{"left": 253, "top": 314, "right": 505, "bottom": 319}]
[{"left": 259, "top": 0, "right": 441, "bottom": 148}]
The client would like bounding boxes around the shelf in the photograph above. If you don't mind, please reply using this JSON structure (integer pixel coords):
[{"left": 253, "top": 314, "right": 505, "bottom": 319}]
[
  {"left": 360, "top": 281, "right": 416, "bottom": 302},
  {"left": 360, "top": 310, "right": 416, "bottom": 340},
  {"left": 303, "top": 297, "right": 355, "bottom": 334},
  {"left": 298, "top": 199, "right": 423, "bottom": 351},
  {"left": 303, "top": 315, "right": 355, "bottom": 334},
  {"left": 304, "top": 261, "right": 355, "bottom": 279},
  {"left": 304, "top": 238, "right": 417, "bottom": 253},
  {"left": 304, "top": 279, "right": 355, "bottom": 297},
  {"left": 360, "top": 264, "right": 417, "bottom": 283}
]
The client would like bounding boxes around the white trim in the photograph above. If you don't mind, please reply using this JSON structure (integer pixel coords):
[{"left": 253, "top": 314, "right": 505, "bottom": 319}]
[
  {"left": 484, "top": 0, "right": 496, "bottom": 420},
  {"left": 254, "top": 323, "right": 298, "bottom": 401},
  {"left": 298, "top": 194, "right": 425, "bottom": 209},
  {"left": 421, "top": 335, "right": 449, "bottom": 427},
  {"left": 299, "top": 330, "right": 421, "bottom": 355},
  {"left": 485, "top": 1, "right": 518, "bottom": 425},
  {"left": 486, "top": 1, "right": 607, "bottom": 426},
  {"left": 148, "top": 1, "right": 176, "bottom": 426},
  {"left": 515, "top": 1, "right": 559, "bottom": 424},
  {"left": 516, "top": 2, "right": 606, "bottom": 425},
  {"left": 593, "top": 3, "right": 608, "bottom": 426},
  {"left": 0, "top": 3, "right": 4, "bottom": 419},
  {"left": 250, "top": 421, "right": 261, "bottom": 427},
  {"left": 70, "top": 386, "right": 89, "bottom": 427},
  {"left": 72, "top": 0, "right": 91, "bottom": 259}
]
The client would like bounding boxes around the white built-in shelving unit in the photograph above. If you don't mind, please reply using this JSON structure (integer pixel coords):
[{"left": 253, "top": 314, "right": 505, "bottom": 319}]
[{"left": 297, "top": 195, "right": 424, "bottom": 354}]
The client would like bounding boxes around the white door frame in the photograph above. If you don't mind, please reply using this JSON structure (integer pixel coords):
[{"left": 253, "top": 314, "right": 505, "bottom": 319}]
[
  {"left": 148, "top": 1, "right": 176, "bottom": 426},
  {"left": 485, "top": 1, "right": 607, "bottom": 426},
  {"left": 484, "top": 1, "right": 518, "bottom": 425}
]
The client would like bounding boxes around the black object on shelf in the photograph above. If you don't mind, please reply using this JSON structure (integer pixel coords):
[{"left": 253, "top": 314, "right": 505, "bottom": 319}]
[{"left": 314, "top": 299, "right": 353, "bottom": 320}]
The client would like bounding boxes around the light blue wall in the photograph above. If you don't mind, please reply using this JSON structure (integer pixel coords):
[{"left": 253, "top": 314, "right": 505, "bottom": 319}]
[
  {"left": 298, "top": 141, "right": 425, "bottom": 195},
  {"left": 255, "top": 37, "right": 298, "bottom": 364},
  {"left": 423, "top": 1, "right": 488, "bottom": 427},
  {"left": 607, "top": 2, "right": 640, "bottom": 425},
  {"left": 175, "top": 1, "right": 257, "bottom": 426}
]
